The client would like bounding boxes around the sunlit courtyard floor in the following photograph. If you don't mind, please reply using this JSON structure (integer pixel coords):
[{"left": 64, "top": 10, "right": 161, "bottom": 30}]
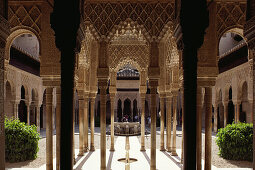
[{"left": 6, "top": 126, "right": 253, "bottom": 170}]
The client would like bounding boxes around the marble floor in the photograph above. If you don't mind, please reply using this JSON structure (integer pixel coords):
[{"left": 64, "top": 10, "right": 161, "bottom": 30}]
[{"left": 7, "top": 135, "right": 253, "bottom": 170}]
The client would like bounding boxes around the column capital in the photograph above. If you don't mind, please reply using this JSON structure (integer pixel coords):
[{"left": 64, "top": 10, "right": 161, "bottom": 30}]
[
  {"left": 159, "top": 92, "right": 166, "bottom": 98},
  {"left": 232, "top": 100, "right": 241, "bottom": 105}
]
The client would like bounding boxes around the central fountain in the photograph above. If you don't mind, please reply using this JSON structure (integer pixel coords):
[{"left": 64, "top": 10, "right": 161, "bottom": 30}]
[{"left": 113, "top": 122, "right": 141, "bottom": 136}]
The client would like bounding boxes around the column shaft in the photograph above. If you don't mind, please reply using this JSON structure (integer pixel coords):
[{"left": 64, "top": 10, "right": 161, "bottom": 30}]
[
  {"left": 223, "top": 102, "right": 228, "bottom": 127},
  {"left": 90, "top": 98, "right": 95, "bottom": 151},
  {"left": 78, "top": 98, "right": 84, "bottom": 155},
  {"left": 83, "top": 98, "right": 88, "bottom": 152},
  {"left": 236, "top": 103, "right": 240, "bottom": 122},
  {"left": 204, "top": 87, "right": 212, "bottom": 170},
  {"left": 150, "top": 80, "right": 158, "bottom": 170},
  {"left": 99, "top": 79, "right": 107, "bottom": 170},
  {"left": 196, "top": 87, "right": 203, "bottom": 170},
  {"left": 166, "top": 96, "right": 172, "bottom": 152},
  {"left": 46, "top": 87, "right": 53, "bottom": 170},
  {"left": 110, "top": 96, "right": 115, "bottom": 151},
  {"left": 213, "top": 104, "right": 218, "bottom": 132},
  {"left": 56, "top": 87, "right": 61, "bottom": 170},
  {"left": 140, "top": 96, "right": 146, "bottom": 151},
  {"left": 160, "top": 96, "right": 165, "bottom": 151},
  {"left": 181, "top": 89, "right": 184, "bottom": 163},
  {"left": 171, "top": 95, "right": 178, "bottom": 156},
  {"left": 36, "top": 106, "right": 40, "bottom": 132},
  {"left": 27, "top": 104, "right": 30, "bottom": 125}
]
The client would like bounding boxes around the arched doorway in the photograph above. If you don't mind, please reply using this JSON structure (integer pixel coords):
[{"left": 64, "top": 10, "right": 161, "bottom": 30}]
[
  {"left": 117, "top": 99, "right": 122, "bottom": 122},
  {"left": 240, "top": 82, "right": 248, "bottom": 122},
  {"left": 133, "top": 99, "right": 138, "bottom": 122},
  {"left": 227, "top": 87, "right": 234, "bottom": 124},
  {"left": 5, "top": 81, "right": 13, "bottom": 117},
  {"left": 18, "top": 86, "right": 27, "bottom": 123},
  {"left": 218, "top": 90, "right": 224, "bottom": 128},
  {"left": 40, "top": 90, "right": 46, "bottom": 129},
  {"left": 123, "top": 98, "right": 131, "bottom": 121}
]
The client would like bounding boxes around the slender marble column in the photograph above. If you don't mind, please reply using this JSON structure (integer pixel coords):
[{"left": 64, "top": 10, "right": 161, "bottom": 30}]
[
  {"left": 36, "top": 105, "right": 40, "bottom": 132},
  {"left": 204, "top": 87, "right": 212, "bottom": 170},
  {"left": 149, "top": 79, "right": 158, "bottom": 170},
  {"left": 166, "top": 96, "right": 172, "bottom": 152},
  {"left": 171, "top": 95, "right": 178, "bottom": 156},
  {"left": 13, "top": 101, "right": 19, "bottom": 119},
  {"left": 223, "top": 102, "right": 228, "bottom": 127},
  {"left": 99, "top": 79, "right": 108, "bottom": 170},
  {"left": 160, "top": 94, "right": 165, "bottom": 151},
  {"left": 46, "top": 87, "right": 53, "bottom": 170},
  {"left": 56, "top": 87, "right": 61, "bottom": 170},
  {"left": 140, "top": 95, "right": 146, "bottom": 151},
  {"left": 213, "top": 104, "right": 218, "bottom": 132},
  {"left": 90, "top": 97, "right": 95, "bottom": 151},
  {"left": 196, "top": 87, "right": 203, "bottom": 170},
  {"left": 235, "top": 101, "right": 241, "bottom": 122},
  {"left": 110, "top": 94, "right": 115, "bottom": 151},
  {"left": 181, "top": 89, "right": 184, "bottom": 163},
  {"left": 83, "top": 97, "right": 89, "bottom": 152},
  {"left": 27, "top": 102, "right": 30, "bottom": 125},
  {"left": 78, "top": 98, "right": 84, "bottom": 155}
]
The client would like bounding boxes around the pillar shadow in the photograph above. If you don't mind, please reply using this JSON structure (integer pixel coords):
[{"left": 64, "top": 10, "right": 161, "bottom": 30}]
[
  {"left": 162, "top": 151, "right": 182, "bottom": 169},
  {"left": 106, "top": 151, "right": 114, "bottom": 170},
  {"left": 142, "top": 151, "right": 150, "bottom": 165},
  {"left": 74, "top": 151, "right": 93, "bottom": 170}
]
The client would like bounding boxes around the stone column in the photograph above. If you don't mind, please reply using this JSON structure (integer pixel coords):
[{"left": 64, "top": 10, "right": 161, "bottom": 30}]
[
  {"left": 0, "top": 17, "right": 9, "bottom": 169},
  {"left": 36, "top": 104, "right": 41, "bottom": 132},
  {"left": 122, "top": 101, "right": 124, "bottom": 120},
  {"left": 90, "top": 96, "right": 95, "bottom": 151},
  {"left": 83, "top": 97, "right": 89, "bottom": 152},
  {"left": 13, "top": 101, "right": 19, "bottom": 119},
  {"left": 149, "top": 79, "right": 158, "bottom": 170},
  {"left": 223, "top": 102, "right": 228, "bottom": 127},
  {"left": 110, "top": 93, "right": 115, "bottom": 151},
  {"left": 56, "top": 87, "right": 61, "bottom": 170},
  {"left": 131, "top": 100, "right": 133, "bottom": 121},
  {"left": 140, "top": 94, "right": 146, "bottom": 151},
  {"left": 196, "top": 86, "right": 203, "bottom": 170},
  {"left": 78, "top": 97, "right": 84, "bottom": 155},
  {"left": 26, "top": 102, "right": 30, "bottom": 125},
  {"left": 181, "top": 89, "right": 184, "bottom": 163},
  {"left": 46, "top": 87, "right": 53, "bottom": 170},
  {"left": 166, "top": 95, "right": 172, "bottom": 152},
  {"left": 171, "top": 94, "right": 178, "bottom": 156},
  {"left": 99, "top": 79, "right": 108, "bottom": 170},
  {"left": 204, "top": 87, "right": 212, "bottom": 170},
  {"left": 160, "top": 94, "right": 166, "bottom": 151},
  {"left": 213, "top": 104, "right": 218, "bottom": 133},
  {"left": 234, "top": 101, "right": 241, "bottom": 122}
]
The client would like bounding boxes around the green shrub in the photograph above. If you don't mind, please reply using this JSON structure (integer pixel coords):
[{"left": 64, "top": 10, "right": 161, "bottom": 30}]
[
  {"left": 5, "top": 117, "right": 40, "bottom": 162},
  {"left": 216, "top": 122, "right": 253, "bottom": 161}
]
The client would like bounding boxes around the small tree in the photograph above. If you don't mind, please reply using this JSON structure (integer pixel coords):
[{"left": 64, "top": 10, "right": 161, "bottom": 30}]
[
  {"left": 5, "top": 117, "right": 40, "bottom": 162},
  {"left": 216, "top": 122, "right": 253, "bottom": 161}
]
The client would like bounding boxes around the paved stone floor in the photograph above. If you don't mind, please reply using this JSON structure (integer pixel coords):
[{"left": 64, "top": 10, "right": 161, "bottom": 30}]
[{"left": 6, "top": 126, "right": 253, "bottom": 170}]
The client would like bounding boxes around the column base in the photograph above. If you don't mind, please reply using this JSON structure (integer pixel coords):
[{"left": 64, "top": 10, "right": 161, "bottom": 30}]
[
  {"left": 78, "top": 151, "right": 84, "bottom": 156},
  {"left": 150, "top": 165, "right": 156, "bottom": 170},
  {"left": 140, "top": 146, "right": 146, "bottom": 151},
  {"left": 166, "top": 148, "right": 172, "bottom": 152},
  {"left": 90, "top": 146, "right": 95, "bottom": 151},
  {"left": 73, "top": 158, "right": 76, "bottom": 165},
  {"left": 171, "top": 151, "right": 178, "bottom": 156},
  {"left": 84, "top": 147, "right": 89, "bottom": 153},
  {"left": 101, "top": 166, "right": 106, "bottom": 170},
  {"left": 110, "top": 147, "right": 115, "bottom": 152},
  {"left": 160, "top": 147, "right": 166, "bottom": 151}
]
